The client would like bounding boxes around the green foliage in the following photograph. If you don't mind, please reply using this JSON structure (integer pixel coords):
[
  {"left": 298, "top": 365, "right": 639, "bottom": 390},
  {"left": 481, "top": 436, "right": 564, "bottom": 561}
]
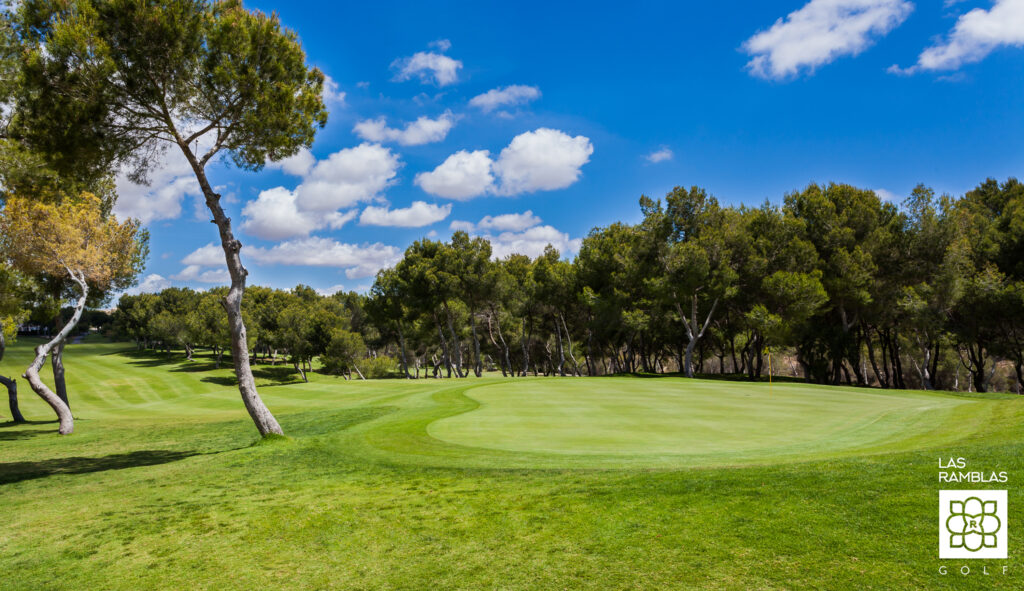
[{"left": 320, "top": 328, "right": 367, "bottom": 376}]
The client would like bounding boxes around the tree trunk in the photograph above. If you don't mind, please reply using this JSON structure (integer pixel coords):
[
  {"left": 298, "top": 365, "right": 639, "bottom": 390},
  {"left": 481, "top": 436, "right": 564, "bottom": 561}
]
[
  {"left": 442, "top": 302, "right": 465, "bottom": 378},
  {"left": 1, "top": 375, "right": 24, "bottom": 423},
  {"left": 180, "top": 141, "right": 283, "bottom": 437},
  {"left": 23, "top": 269, "right": 86, "bottom": 434},
  {"left": 0, "top": 329, "right": 24, "bottom": 423},
  {"left": 469, "top": 313, "right": 483, "bottom": 377},
  {"left": 50, "top": 338, "right": 70, "bottom": 409},
  {"left": 560, "top": 313, "right": 581, "bottom": 376},
  {"left": 553, "top": 316, "right": 565, "bottom": 377},
  {"left": 520, "top": 318, "right": 530, "bottom": 377},
  {"left": 294, "top": 360, "right": 307, "bottom": 383},
  {"left": 397, "top": 324, "right": 412, "bottom": 379},
  {"left": 676, "top": 295, "right": 718, "bottom": 379},
  {"left": 434, "top": 312, "right": 452, "bottom": 377}
]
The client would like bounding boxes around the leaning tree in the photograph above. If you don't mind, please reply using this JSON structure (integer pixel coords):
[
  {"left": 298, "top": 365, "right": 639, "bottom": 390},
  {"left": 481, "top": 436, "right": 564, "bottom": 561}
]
[
  {"left": 17, "top": 0, "right": 328, "bottom": 436},
  {"left": 0, "top": 192, "right": 146, "bottom": 434}
]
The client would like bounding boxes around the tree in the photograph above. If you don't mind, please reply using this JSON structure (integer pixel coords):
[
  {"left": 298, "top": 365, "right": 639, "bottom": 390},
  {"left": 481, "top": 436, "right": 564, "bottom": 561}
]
[
  {"left": 448, "top": 232, "right": 494, "bottom": 377},
  {"left": 0, "top": 263, "right": 29, "bottom": 422},
  {"left": 19, "top": 0, "right": 328, "bottom": 436},
  {"left": 367, "top": 268, "right": 413, "bottom": 378},
  {"left": 0, "top": 192, "right": 146, "bottom": 434},
  {"left": 322, "top": 328, "right": 367, "bottom": 380}
]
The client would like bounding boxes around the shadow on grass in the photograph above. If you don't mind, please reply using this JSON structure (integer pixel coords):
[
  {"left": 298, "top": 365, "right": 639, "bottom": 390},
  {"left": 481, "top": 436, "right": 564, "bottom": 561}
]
[
  {"left": 200, "top": 364, "right": 304, "bottom": 387},
  {"left": 0, "top": 449, "right": 203, "bottom": 486},
  {"left": 594, "top": 371, "right": 808, "bottom": 384},
  {"left": 0, "top": 420, "right": 59, "bottom": 441}
]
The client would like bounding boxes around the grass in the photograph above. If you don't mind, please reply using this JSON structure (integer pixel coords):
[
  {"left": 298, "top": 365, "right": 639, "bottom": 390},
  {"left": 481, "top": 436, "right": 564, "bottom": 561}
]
[{"left": 2, "top": 337, "right": 1024, "bottom": 589}]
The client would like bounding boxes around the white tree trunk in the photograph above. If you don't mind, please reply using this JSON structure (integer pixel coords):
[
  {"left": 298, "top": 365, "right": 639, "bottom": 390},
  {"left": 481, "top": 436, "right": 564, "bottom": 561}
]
[
  {"left": 179, "top": 141, "right": 283, "bottom": 437},
  {"left": 23, "top": 269, "right": 86, "bottom": 435}
]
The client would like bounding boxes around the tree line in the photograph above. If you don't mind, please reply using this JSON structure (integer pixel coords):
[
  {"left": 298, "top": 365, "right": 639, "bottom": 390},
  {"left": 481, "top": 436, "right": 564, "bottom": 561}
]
[{"left": 114, "top": 178, "right": 1024, "bottom": 395}]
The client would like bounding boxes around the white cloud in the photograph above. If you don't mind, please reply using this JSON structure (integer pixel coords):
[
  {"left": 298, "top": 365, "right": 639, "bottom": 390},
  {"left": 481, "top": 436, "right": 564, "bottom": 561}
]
[
  {"left": 449, "top": 220, "right": 476, "bottom": 232},
  {"left": 484, "top": 225, "right": 582, "bottom": 260},
  {"left": 893, "top": 0, "right": 1024, "bottom": 73},
  {"left": 391, "top": 44, "right": 462, "bottom": 86},
  {"left": 416, "top": 129, "right": 593, "bottom": 199},
  {"left": 323, "top": 74, "right": 347, "bottom": 106},
  {"left": 240, "top": 187, "right": 357, "bottom": 240},
  {"left": 182, "top": 243, "right": 224, "bottom": 267},
  {"left": 359, "top": 201, "right": 452, "bottom": 227},
  {"left": 646, "top": 147, "right": 674, "bottom": 163},
  {"left": 247, "top": 237, "right": 402, "bottom": 279},
  {"left": 240, "top": 143, "right": 401, "bottom": 240},
  {"left": 875, "top": 188, "right": 900, "bottom": 202},
  {"left": 469, "top": 85, "right": 541, "bottom": 112},
  {"left": 743, "top": 0, "right": 913, "bottom": 79},
  {"left": 267, "top": 147, "right": 315, "bottom": 176},
  {"left": 353, "top": 112, "right": 455, "bottom": 146},
  {"left": 125, "top": 273, "right": 172, "bottom": 295},
  {"left": 113, "top": 166, "right": 201, "bottom": 224},
  {"left": 295, "top": 143, "right": 401, "bottom": 212},
  {"left": 492, "top": 128, "right": 594, "bottom": 195},
  {"left": 476, "top": 210, "right": 542, "bottom": 232},
  {"left": 430, "top": 39, "right": 452, "bottom": 52},
  {"left": 171, "top": 265, "right": 231, "bottom": 284},
  {"left": 316, "top": 284, "right": 348, "bottom": 296},
  {"left": 415, "top": 149, "right": 496, "bottom": 200}
]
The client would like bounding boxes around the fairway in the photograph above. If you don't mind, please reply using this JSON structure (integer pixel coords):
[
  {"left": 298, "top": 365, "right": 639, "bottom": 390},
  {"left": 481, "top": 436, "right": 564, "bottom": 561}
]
[{"left": 3, "top": 339, "right": 1024, "bottom": 590}]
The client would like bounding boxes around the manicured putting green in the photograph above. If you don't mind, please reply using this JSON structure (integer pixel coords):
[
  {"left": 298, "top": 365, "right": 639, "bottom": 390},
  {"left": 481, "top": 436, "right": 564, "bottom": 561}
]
[{"left": 428, "top": 378, "right": 984, "bottom": 464}]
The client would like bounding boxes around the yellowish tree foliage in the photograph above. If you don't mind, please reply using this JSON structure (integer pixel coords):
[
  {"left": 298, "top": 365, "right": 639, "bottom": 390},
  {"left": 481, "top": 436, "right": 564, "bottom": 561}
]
[
  {"left": 0, "top": 192, "right": 146, "bottom": 434},
  {"left": 0, "top": 192, "right": 144, "bottom": 289}
]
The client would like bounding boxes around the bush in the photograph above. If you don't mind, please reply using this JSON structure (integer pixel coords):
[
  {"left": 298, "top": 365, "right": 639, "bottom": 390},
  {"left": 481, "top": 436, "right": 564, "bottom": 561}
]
[{"left": 359, "top": 356, "right": 399, "bottom": 379}]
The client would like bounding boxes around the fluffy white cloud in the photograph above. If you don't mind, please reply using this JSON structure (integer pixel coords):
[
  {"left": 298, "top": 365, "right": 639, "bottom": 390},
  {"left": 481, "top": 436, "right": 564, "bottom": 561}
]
[
  {"left": 476, "top": 210, "right": 542, "bottom": 232},
  {"left": 247, "top": 237, "right": 402, "bottom": 279},
  {"left": 113, "top": 161, "right": 201, "bottom": 224},
  {"left": 469, "top": 85, "right": 541, "bottom": 112},
  {"left": 646, "top": 147, "right": 674, "bottom": 163},
  {"left": 323, "top": 74, "right": 347, "bottom": 105},
  {"left": 124, "top": 273, "right": 172, "bottom": 295},
  {"left": 353, "top": 112, "right": 455, "bottom": 146},
  {"left": 171, "top": 265, "right": 231, "bottom": 284},
  {"left": 484, "top": 225, "right": 582, "bottom": 260},
  {"left": 415, "top": 149, "right": 496, "bottom": 200},
  {"left": 894, "top": 0, "right": 1024, "bottom": 73},
  {"left": 417, "top": 129, "right": 593, "bottom": 200},
  {"left": 295, "top": 143, "right": 401, "bottom": 212},
  {"left": 359, "top": 201, "right": 452, "bottom": 227},
  {"left": 743, "top": 0, "right": 913, "bottom": 79},
  {"left": 449, "top": 219, "right": 476, "bottom": 232},
  {"left": 391, "top": 44, "right": 462, "bottom": 86},
  {"left": 240, "top": 187, "right": 357, "bottom": 240},
  {"left": 181, "top": 243, "right": 224, "bottom": 267},
  {"left": 492, "top": 128, "right": 594, "bottom": 195},
  {"left": 240, "top": 143, "right": 400, "bottom": 240},
  {"left": 267, "top": 147, "right": 315, "bottom": 176}
]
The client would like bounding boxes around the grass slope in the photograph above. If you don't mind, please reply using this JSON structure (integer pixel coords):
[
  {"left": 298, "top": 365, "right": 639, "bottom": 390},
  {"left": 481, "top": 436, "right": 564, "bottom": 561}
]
[{"left": 1, "top": 337, "right": 1023, "bottom": 589}]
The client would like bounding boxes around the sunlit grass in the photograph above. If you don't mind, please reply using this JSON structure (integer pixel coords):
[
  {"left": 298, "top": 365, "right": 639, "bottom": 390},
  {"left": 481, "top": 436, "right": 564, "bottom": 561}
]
[{"left": 2, "top": 337, "right": 1022, "bottom": 589}]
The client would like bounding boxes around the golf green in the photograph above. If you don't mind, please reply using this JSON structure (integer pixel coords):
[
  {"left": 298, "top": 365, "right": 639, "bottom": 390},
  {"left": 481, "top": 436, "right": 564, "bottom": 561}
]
[
  {"left": 428, "top": 378, "right": 990, "bottom": 465},
  {"left": 6, "top": 339, "right": 1024, "bottom": 589}
]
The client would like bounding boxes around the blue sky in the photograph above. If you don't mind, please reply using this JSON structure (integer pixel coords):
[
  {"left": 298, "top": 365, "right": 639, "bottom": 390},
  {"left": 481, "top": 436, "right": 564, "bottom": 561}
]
[{"left": 119, "top": 0, "right": 1024, "bottom": 296}]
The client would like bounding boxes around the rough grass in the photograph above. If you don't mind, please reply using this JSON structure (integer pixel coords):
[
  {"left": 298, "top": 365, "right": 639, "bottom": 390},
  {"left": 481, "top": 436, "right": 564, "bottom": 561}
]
[{"left": 2, "top": 337, "right": 1023, "bottom": 589}]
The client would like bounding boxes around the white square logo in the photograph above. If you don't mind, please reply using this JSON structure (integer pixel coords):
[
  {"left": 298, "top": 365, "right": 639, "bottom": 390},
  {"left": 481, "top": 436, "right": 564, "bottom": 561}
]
[{"left": 939, "top": 490, "right": 1007, "bottom": 559}]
